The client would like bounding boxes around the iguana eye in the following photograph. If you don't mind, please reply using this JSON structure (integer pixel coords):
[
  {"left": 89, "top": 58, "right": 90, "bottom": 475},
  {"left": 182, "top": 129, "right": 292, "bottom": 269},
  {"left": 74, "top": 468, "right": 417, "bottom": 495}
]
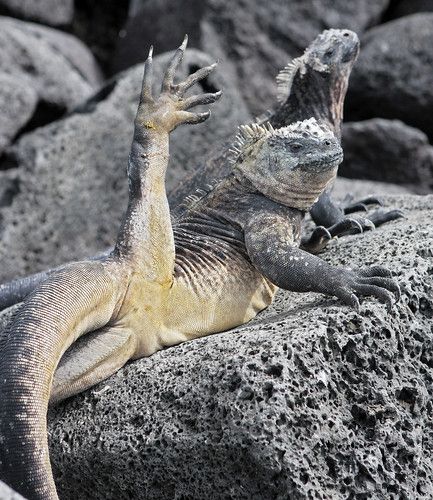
[{"left": 290, "top": 143, "right": 303, "bottom": 153}]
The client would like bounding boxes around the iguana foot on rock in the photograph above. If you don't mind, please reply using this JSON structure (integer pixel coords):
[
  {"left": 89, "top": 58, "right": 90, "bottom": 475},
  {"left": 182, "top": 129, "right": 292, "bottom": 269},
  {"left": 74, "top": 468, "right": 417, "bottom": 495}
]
[{"left": 303, "top": 194, "right": 404, "bottom": 253}]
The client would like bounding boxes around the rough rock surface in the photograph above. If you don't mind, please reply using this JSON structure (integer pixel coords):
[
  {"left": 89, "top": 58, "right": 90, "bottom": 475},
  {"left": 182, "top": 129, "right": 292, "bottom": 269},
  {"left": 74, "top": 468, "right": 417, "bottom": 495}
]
[
  {"left": 0, "top": 480, "right": 26, "bottom": 500},
  {"left": 0, "top": 0, "right": 73, "bottom": 27},
  {"left": 0, "top": 49, "right": 250, "bottom": 283},
  {"left": 114, "top": 0, "right": 390, "bottom": 114},
  {"left": 18, "top": 193, "right": 428, "bottom": 500},
  {"left": 341, "top": 119, "right": 433, "bottom": 192},
  {"left": 0, "top": 17, "right": 102, "bottom": 156},
  {"left": 345, "top": 14, "right": 433, "bottom": 141}
]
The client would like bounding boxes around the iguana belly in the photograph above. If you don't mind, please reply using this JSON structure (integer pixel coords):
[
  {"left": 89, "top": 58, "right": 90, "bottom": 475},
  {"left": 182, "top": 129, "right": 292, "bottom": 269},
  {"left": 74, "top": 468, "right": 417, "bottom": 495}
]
[
  {"left": 165, "top": 270, "right": 277, "bottom": 342},
  {"left": 126, "top": 262, "right": 277, "bottom": 357}
]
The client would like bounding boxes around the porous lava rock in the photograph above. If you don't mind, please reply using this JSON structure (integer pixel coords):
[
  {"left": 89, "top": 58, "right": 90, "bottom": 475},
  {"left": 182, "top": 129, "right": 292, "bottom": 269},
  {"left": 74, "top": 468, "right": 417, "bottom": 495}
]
[
  {"left": 341, "top": 119, "right": 433, "bottom": 192},
  {"left": 0, "top": 49, "right": 250, "bottom": 283},
  {"left": 29, "top": 193, "right": 431, "bottom": 499},
  {"left": 345, "top": 14, "right": 433, "bottom": 141},
  {"left": 113, "top": 0, "right": 390, "bottom": 114}
]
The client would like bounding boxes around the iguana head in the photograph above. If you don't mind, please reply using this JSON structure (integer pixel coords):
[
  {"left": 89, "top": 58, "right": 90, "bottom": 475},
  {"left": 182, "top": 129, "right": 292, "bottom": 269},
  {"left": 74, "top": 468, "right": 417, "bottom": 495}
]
[
  {"left": 272, "top": 29, "right": 360, "bottom": 137},
  {"left": 231, "top": 118, "right": 342, "bottom": 211}
]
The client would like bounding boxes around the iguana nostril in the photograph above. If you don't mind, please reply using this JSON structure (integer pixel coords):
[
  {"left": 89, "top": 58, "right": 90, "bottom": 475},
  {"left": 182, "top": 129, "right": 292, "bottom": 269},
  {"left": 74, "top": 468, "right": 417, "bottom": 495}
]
[
  {"left": 343, "top": 32, "right": 350, "bottom": 37},
  {"left": 325, "top": 140, "right": 331, "bottom": 146}
]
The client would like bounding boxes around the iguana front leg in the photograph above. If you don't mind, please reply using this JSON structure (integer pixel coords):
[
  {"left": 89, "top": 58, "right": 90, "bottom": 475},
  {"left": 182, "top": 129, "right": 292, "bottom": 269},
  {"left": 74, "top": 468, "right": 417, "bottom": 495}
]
[{"left": 244, "top": 211, "right": 400, "bottom": 311}]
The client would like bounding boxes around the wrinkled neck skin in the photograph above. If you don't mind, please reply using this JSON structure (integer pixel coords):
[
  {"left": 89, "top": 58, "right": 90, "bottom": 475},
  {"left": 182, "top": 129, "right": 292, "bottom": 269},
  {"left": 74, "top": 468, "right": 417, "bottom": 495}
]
[
  {"left": 193, "top": 167, "right": 335, "bottom": 233},
  {"left": 271, "top": 66, "right": 351, "bottom": 140},
  {"left": 235, "top": 164, "right": 338, "bottom": 212}
]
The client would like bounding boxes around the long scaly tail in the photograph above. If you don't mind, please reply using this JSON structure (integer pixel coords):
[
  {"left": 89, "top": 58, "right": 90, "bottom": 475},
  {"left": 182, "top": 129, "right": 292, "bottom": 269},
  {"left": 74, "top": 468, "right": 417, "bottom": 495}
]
[{"left": 0, "top": 260, "right": 124, "bottom": 500}]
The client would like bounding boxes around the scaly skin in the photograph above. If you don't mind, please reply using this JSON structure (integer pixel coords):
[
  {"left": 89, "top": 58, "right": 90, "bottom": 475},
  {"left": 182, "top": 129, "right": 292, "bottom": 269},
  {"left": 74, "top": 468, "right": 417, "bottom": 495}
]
[
  {"left": 0, "top": 28, "right": 402, "bottom": 311},
  {"left": 0, "top": 39, "right": 400, "bottom": 500}
]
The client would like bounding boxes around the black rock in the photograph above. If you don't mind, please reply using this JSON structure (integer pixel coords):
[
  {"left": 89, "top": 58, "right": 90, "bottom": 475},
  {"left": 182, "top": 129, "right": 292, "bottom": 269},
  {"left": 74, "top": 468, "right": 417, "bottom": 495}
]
[
  {"left": 345, "top": 14, "right": 433, "bottom": 141},
  {"left": 341, "top": 119, "right": 433, "bottom": 192}
]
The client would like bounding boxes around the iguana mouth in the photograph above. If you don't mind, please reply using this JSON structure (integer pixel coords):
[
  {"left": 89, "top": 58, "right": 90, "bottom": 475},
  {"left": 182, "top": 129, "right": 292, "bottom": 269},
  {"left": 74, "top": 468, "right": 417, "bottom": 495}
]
[{"left": 298, "top": 151, "right": 343, "bottom": 170}]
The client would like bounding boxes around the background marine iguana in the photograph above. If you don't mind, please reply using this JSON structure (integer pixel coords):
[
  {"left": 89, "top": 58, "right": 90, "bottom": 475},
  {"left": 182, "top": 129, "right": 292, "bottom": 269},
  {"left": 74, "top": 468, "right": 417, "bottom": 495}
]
[
  {"left": 0, "top": 28, "right": 402, "bottom": 312},
  {"left": 0, "top": 39, "right": 399, "bottom": 500}
]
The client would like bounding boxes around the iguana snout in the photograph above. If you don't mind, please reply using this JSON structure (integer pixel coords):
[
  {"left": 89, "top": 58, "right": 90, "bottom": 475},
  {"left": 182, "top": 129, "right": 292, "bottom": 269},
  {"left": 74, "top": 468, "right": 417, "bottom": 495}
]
[{"left": 307, "top": 28, "right": 360, "bottom": 69}]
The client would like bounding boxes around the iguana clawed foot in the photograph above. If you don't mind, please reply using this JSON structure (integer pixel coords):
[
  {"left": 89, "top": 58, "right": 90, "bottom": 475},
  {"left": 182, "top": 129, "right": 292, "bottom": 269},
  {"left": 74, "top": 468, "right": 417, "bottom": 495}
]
[
  {"left": 304, "top": 194, "right": 404, "bottom": 253},
  {"left": 136, "top": 35, "right": 221, "bottom": 133},
  {"left": 330, "top": 265, "right": 400, "bottom": 312}
]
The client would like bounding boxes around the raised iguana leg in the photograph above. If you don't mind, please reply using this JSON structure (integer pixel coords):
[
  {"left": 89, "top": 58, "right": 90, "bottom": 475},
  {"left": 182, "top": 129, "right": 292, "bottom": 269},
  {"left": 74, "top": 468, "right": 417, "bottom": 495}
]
[{"left": 0, "top": 38, "right": 221, "bottom": 500}]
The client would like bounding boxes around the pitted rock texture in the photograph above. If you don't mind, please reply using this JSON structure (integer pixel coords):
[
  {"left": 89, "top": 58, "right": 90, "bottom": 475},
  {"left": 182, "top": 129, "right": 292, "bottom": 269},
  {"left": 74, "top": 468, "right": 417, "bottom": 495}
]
[
  {"left": 0, "top": 0, "right": 73, "bottom": 27},
  {"left": 341, "top": 119, "right": 433, "bottom": 193},
  {"left": 6, "top": 194, "right": 423, "bottom": 499},
  {"left": 0, "top": 480, "right": 26, "bottom": 499},
  {"left": 114, "top": 0, "right": 390, "bottom": 114},
  {"left": 0, "top": 49, "right": 250, "bottom": 283},
  {"left": 345, "top": 14, "right": 433, "bottom": 141},
  {"left": 0, "top": 17, "right": 102, "bottom": 156}
]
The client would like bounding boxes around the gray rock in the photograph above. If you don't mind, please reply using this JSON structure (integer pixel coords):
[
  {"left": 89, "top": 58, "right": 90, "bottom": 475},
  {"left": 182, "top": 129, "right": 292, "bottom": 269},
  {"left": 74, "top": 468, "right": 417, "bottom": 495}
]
[
  {"left": 345, "top": 14, "right": 433, "bottom": 141},
  {"left": 0, "top": 49, "right": 250, "bottom": 283},
  {"left": 114, "top": 0, "right": 390, "bottom": 115},
  {"left": 341, "top": 119, "right": 433, "bottom": 192},
  {"left": 0, "top": 17, "right": 102, "bottom": 156},
  {"left": 31, "top": 193, "right": 430, "bottom": 499},
  {"left": 0, "top": 0, "right": 73, "bottom": 27},
  {"left": 332, "top": 175, "right": 410, "bottom": 201},
  {"left": 0, "top": 74, "right": 37, "bottom": 154},
  {"left": 0, "top": 480, "right": 26, "bottom": 499}
]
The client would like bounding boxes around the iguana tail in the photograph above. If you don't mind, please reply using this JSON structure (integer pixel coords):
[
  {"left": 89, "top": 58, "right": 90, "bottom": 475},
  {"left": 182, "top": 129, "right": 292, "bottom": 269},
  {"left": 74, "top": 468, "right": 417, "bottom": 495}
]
[
  {"left": 0, "top": 260, "right": 123, "bottom": 500},
  {"left": 0, "top": 250, "right": 111, "bottom": 312}
]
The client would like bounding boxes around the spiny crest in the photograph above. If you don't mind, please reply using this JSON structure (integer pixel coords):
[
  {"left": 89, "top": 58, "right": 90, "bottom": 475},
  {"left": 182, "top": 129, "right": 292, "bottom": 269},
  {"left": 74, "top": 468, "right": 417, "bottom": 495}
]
[
  {"left": 276, "top": 57, "right": 304, "bottom": 104},
  {"left": 274, "top": 117, "right": 333, "bottom": 140},
  {"left": 228, "top": 122, "right": 275, "bottom": 165}
]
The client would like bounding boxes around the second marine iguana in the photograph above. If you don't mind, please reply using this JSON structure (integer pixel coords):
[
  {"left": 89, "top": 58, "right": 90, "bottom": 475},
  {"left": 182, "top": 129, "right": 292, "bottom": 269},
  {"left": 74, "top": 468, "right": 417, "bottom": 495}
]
[
  {"left": 0, "top": 28, "right": 402, "bottom": 312},
  {"left": 0, "top": 39, "right": 400, "bottom": 500}
]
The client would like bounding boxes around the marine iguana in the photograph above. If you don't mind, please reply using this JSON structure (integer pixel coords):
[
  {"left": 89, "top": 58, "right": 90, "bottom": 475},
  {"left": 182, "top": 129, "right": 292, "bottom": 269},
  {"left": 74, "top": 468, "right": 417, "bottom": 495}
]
[
  {"left": 0, "top": 38, "right": 400, "bottom": 500},
  {"left": 0, "top": 28, "right": 402, "bottom": 312}
]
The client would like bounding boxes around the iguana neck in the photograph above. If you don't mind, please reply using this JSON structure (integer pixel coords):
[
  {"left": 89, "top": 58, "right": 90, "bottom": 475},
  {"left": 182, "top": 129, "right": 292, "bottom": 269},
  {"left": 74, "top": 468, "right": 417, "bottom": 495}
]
[{"left": 270, "top": 68, "right": 350, "bottom": 140}]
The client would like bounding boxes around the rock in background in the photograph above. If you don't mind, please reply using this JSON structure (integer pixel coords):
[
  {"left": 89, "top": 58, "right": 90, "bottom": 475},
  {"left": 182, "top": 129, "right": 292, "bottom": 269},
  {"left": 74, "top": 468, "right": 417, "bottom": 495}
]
[
  {"left": 0, "top": 16, "right": 102, "bottom": 158},
  {"left": 341, "top": 119, "right": 433, "bottom": 192},
  {"left": 0, "top": 0, "right": 73, "bottom": 27},
  {"left": 0, "top": 49, "right": 249, "bottom": 283},
  {"left": 345, "top": 14, "right": 433, "bottom": 141}
]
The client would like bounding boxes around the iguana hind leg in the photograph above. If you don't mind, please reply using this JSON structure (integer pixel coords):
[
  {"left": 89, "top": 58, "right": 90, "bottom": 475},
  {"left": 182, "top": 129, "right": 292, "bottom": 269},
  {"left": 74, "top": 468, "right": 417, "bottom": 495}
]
[{"left": 51, "top": 326, "right": 136, "bottom": 405}]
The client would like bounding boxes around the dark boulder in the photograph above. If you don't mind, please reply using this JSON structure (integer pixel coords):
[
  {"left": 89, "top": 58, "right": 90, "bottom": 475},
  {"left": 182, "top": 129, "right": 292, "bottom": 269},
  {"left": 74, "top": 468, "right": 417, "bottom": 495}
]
[
  {"left": 345, "top": 14, "right": 433, "bottom": 141},
  {"left": 341, "top": 119, "right": 433, "bottom": 192}
]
